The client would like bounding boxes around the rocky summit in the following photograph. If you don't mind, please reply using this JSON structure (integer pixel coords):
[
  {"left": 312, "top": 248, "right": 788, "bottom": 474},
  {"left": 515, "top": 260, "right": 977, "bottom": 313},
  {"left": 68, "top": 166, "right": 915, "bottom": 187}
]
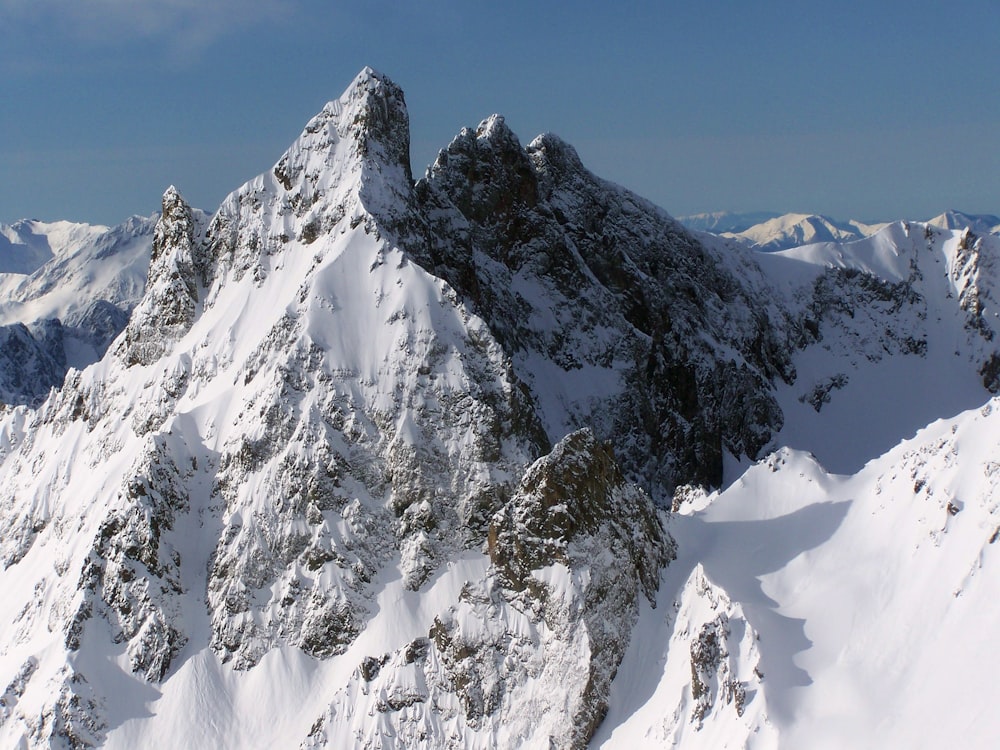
[{"left": 2, "top": 69, "right": 1000, "bottom": 749}]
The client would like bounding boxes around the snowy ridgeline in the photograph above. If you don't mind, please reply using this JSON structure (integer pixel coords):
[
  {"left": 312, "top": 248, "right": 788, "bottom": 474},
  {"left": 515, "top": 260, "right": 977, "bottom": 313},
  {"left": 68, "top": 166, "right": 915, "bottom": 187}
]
[
  {"left": 679, "top": 209, "right": 999, "bottom": 252},
  {"left": 1, "top": 68, "right": 1000, "bottom": 749}
]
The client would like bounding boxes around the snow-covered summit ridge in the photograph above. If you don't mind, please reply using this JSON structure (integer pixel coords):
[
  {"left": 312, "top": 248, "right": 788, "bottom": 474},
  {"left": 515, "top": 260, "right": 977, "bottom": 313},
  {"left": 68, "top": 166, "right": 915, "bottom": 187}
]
[
  {"left": 195, "top": 67, "right": 415, "bottom": 302},
  {"left": 270, "top": 66, "right": 412, "bottom": 218}
]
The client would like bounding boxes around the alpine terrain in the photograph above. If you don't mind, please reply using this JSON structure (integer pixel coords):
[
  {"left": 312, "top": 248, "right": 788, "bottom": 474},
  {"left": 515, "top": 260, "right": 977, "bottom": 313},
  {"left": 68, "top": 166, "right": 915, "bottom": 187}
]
[
  {"left": 1, "top": 68, "right": 999, "bottom": 749},
  {"left": 0, "top": 216, "right": 160, "bottom": 407}
]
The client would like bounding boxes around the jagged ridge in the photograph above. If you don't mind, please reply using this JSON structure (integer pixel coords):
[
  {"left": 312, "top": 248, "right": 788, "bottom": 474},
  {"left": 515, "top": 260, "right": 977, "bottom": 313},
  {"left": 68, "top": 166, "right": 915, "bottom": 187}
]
[{"left": 2, "top": 68, "right": 1000, "bottom": 750}]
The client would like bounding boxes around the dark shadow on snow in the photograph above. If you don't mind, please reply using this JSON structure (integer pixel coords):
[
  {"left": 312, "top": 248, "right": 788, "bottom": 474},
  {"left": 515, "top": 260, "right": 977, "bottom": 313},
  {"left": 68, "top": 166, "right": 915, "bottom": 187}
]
[{"left": 651, "top": 499, "right": 850, "bottom": 726}]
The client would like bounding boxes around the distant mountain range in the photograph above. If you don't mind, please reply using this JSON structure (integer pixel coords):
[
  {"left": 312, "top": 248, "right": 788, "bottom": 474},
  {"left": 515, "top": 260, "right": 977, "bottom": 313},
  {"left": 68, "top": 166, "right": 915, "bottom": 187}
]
[
  {"left": 0, "top": 219, "right": 110, "bottom": 275},
  {"left": 678, "top": 209, "right": 999, "bottom": 251},
  {"left": 673, "top": 211, "right": 782, "bottom": 234}
]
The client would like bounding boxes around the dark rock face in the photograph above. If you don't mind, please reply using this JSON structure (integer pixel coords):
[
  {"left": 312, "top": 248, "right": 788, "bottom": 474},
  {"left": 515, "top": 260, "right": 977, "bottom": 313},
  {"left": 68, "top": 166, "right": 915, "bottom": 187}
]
[
  {"left": 0, "top": 304, "right": 132, "bottom": 408},
  {"left": 0, "top": 320, "right": 66, "bottom": 407},
  {"left": 115, "top": 187, "right": 204, "bottom": 367},
  {"left": 383, "top": 117, "right": 795, "bottom": 497},
  {"left": 488, "top": 428, "right": 668, "bottom": 603},
  {"left": 71, "top": 300, "right": 131, "bottom": 355},
  {"left": 486, "top": 428, "right": 674, "bottom": 747},
  {"left": 303, "top": 429, "right": 674, "bottom": 750}
]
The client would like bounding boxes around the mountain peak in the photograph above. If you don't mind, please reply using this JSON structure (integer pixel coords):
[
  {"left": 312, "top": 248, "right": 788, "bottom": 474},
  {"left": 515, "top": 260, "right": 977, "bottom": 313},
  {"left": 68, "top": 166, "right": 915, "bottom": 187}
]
[
  {"left": 927, "top": 209, "right": 1000, "bottom": 235},
  {"left": 424, "top": 114, "right": 538, "bottom": 223},
  {"left": 162, "top": 184, "right": 182, "bottom": 203},
  {"left": 11, "top": 68, "right": 1000, "bottom": 750},
  {"left": 114, "top": 185, "right": 202, "bottom": 366},
  {"left": 526, "top": 132, "right": 585, "bottom": 185},
  {"left": 474, "top": 113, "right": 517, "bottom": 145},
  {"left": 258, "top": 67, "right": 414, "bottom": 234},
  {"left": 272, "top": 67, "right": 411, "bottom": 196}
]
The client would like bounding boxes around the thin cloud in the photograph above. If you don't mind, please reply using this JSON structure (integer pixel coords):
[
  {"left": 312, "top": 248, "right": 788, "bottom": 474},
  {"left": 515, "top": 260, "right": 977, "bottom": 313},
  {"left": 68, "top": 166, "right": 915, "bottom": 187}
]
[{"left": 0, "top": 0, "right": 297, "bottom": 50}]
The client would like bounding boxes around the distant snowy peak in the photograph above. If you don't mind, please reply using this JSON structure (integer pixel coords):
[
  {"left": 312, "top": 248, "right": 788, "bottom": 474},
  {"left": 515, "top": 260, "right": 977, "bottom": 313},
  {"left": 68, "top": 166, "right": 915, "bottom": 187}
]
[
  {"left": 0, "top": 219, "right": 109, "bottom": 275},
  {"left": 0, "top": 213, "right": 159, "bottom": 334},
  {"left": 720, "top": 213, "right": 887, "bottom": 252},
  {"left": 0, "top": 214, "right": 158, "bottom": 403},
  {"left": 688, "top": 209, "right": 999, "bottom": 252},
  {"left": 926, "top": 209, "right": 1000, "bottom": 236},
  {"left": 676, "top": 210, "right": 780, "bottom": 234}
]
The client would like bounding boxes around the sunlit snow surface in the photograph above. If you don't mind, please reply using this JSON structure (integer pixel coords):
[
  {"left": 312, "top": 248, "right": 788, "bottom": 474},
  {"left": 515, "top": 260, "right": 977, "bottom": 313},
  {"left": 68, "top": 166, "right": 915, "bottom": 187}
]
[
  {"left": 600, "top": 400, "right": 1000, "bottom": 749},
  {"left": 99, "top": 224, "right": 1000, "bottom": 747},
  {"left": 597, "top": 224, "right": 1000, "bottom": 748}
]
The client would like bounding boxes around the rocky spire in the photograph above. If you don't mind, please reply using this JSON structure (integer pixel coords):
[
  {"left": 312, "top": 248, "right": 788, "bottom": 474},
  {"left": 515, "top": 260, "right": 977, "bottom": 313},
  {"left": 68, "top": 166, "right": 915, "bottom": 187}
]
[
  {"left": 424, "top": 114, "right": 538, "bottom": 223},
  {"left": 114, "top": 186, "right": 202, "bottom": 367},
  {"left": 201, "top": 69, "right": 416, "bottom": 281}
]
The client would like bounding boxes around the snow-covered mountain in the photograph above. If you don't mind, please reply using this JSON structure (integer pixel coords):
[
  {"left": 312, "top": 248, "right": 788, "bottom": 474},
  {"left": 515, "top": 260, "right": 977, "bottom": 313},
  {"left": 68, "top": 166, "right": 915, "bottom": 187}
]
[
  {"left": 926, "top": 209, "right": 1000, "bottom": 236},
  {"left": 0, "top": 220, "right": 109, "bottom": 275},
  {"left": 2, "top": 69, "right": 1000, "bottom": 749},
  {"left": 684, "top": 209, "right": 999, "bottom": 254},
  {"left": 0, "top": 216, "right": 159, "bottom": 405},
  {"left": 676, "top": 211, "right": 780, "bottom": 235},
  {"left": 719, "top": 213, "right": 887, "bottom": 252}
]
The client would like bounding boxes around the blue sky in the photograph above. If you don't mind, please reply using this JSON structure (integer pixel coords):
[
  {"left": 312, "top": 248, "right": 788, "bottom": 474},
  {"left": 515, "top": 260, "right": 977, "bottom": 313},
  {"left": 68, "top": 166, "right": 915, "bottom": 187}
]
[{"left": 2, "top": 1, "right": 998, "bottom": 226}]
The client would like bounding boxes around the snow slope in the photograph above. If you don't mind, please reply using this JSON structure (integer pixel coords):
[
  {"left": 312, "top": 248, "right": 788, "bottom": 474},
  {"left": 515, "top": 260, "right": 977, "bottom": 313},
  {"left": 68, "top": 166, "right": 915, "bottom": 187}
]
[
  {"left": 0, "top": 220, "right": 109, "bottom": 275},
  {"left": 598, "top": 400, "right": 1000, "bottom": 748},
  {"left": 595, "top": 221, "right": 1000, "bottom": 748}
]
